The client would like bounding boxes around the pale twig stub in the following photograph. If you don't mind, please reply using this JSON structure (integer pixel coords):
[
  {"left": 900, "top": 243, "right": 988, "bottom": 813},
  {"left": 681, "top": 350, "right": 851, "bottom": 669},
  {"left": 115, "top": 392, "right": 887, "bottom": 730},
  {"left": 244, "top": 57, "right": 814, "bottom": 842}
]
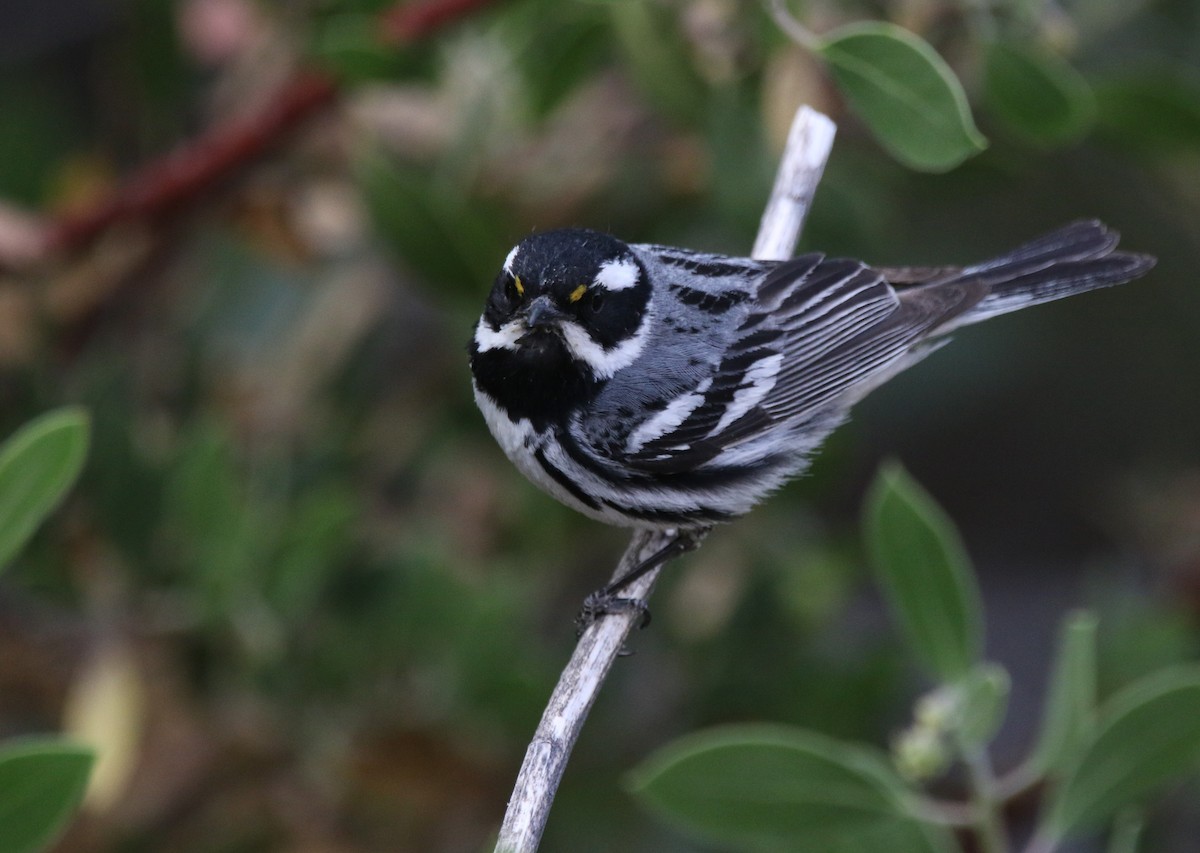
[
  {"left": 753, "top": 105, "right": 837, "bottom": 262},
  {"left": 493, "top": 105, "right": 837, "bottom": 853}
]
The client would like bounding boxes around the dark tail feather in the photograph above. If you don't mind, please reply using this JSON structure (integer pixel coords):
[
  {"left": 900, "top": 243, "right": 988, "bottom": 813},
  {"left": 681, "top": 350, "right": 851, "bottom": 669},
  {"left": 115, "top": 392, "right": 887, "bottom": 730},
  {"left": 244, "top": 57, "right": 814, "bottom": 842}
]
[{"left": 946, "top": 220, "right": 1155, "bottom": 327}]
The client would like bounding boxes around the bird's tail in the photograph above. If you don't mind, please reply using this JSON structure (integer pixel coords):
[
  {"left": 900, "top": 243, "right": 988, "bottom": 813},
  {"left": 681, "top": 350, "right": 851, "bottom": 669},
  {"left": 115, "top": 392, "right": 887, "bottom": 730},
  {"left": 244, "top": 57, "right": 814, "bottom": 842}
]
[{"left": 938, "top": 220, "right": 1155, "bottom": 329}]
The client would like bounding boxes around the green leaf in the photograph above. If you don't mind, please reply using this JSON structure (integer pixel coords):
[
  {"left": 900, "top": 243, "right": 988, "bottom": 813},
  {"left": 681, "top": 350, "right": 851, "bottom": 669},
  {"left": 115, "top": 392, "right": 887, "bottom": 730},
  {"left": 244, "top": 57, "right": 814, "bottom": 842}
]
[
  {"left": 503, "top": 1, "right": 610, "bottom": 117},
  {"left": 983, "top": 41, "right": 1096, "bottom": 147},
  {"left": 609, "top": 2, "right": 705, "bottom": 124},
  {"left": 957, "top": 663, "right": 1010, "bottom": 747},
  {"left": 0, "top": 408, "right": 90, "bottom": 573},
  {"left": 309, "top": 14, "right": 408, "bottom": 84},
  {"left": 818, "top": 22, "right": 986, "bottom": 172},
  {"left": 0, "top": 739, "right": 95, "bottom": 853},
  {"left": 1107, "top": 808, "right": 1145, "bottom": 853},
  {"left": 163, "top": 420, "right": 259, "bottom": 610},
  {"left": 627, "top": 724, "right": 956, "bottom": 851},
  {"left": 1046, "top": 666, "right": 1200, "bottom": 838},
  {"left": 1028, "top": 611, "right": 1098, "bottom": 776},
  {"left": 356, "top": 150, "right": 511, "bottom": 301},
  {"left": 0, "top": 74, "right": 82, "bottom": 205},
  {"left": 864, "top": 462, "right": 983, "bottom": 682}
]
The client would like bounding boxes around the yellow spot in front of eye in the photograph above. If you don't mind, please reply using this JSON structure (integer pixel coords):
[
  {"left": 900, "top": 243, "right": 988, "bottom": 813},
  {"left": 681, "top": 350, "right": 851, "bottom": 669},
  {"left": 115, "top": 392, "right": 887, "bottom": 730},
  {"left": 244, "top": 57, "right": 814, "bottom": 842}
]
[
  {"left": 514, "top": 275, "right": 525, "bottom": 297},
  {"left": 568, "top": 284, "right": 587, "bottom": 303}
]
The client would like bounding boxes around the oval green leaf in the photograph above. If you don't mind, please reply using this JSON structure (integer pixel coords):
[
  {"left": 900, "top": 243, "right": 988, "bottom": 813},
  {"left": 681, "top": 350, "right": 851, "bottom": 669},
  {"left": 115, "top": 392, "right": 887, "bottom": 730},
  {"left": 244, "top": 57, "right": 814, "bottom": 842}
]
[
  {"left": 628, "top": 724, "right": 954, "bottom": 851},
  {"left": 864, "top": 462, "right": 983, "bottom": 682},
  {"left": 818, "top": 22, "right": 987, "bottom": 172},
  {"left": 0, "top": 739, "right": 95, "bottom": 853},
  {"left": 1046, "top": 666, "right": 1200, "bottom": 838},
  {"left": 1028, "top": 610, "right": 1098, "bottom": 776},
  {"left": 0, "top": 408, "right": 90, "bottom": 573},
  {"left": 957, "top": 663, "right": 1011, "bottom": 747},
  {"left": 983, "top": 41, "right": 1097, "bottom": 147}
]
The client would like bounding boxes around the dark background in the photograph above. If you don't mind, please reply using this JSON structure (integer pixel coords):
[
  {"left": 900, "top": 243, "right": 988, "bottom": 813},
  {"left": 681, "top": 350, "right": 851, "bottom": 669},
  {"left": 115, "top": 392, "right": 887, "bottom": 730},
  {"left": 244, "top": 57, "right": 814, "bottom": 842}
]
[{"left": 0, "top": 0, "right": 1197, "bottom": 850}]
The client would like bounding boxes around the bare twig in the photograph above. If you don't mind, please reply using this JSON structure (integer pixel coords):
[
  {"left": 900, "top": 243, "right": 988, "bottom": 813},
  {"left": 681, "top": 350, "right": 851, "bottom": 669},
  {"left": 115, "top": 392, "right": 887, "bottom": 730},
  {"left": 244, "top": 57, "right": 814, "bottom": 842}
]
[
  {"left": 496, "top": 529, "right": 672, "bottom": 853},
  {"left": 764, "top": 0, "right": 823, "bottom": 52},
  {"left": 753, "top": 106, "right": 838, "bottom": 262},
  {"left": 493, "top": 104, "right": 837, "bottom": 853}
]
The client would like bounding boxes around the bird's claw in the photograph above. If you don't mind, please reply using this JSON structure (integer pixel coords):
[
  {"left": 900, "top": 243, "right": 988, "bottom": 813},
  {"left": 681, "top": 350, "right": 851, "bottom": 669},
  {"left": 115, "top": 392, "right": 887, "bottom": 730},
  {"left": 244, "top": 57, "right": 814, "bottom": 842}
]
[{"left": 575, "top": 592, "right": 652, "bottom": 638}]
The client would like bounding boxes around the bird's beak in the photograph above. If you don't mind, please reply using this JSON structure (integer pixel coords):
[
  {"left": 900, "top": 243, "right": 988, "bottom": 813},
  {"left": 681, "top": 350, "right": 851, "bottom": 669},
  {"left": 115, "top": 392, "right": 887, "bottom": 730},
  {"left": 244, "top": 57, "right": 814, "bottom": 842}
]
[{"left": 525, "top": 295, "right": 566, "bottom": 330}]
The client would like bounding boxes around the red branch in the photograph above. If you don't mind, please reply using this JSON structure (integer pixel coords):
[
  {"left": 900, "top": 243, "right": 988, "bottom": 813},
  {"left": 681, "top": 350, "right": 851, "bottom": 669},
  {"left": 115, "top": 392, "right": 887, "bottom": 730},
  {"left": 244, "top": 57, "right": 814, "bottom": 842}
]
[
  {"left": 381, "top": 0, "right": 501, "bottom": 42},
  {"left": 39, "top": 0, "right": 505, "bottom": 259},
  {"left": 44, "top": 69, "right": 338, "bottom": 255}
]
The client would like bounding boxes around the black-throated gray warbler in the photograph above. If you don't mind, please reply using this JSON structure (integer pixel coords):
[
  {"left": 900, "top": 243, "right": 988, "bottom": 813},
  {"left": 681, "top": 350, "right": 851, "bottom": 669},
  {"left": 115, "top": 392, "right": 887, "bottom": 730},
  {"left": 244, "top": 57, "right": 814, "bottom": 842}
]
[{"left": 469, "top": 222, "right": 1153, "bottom": 612}]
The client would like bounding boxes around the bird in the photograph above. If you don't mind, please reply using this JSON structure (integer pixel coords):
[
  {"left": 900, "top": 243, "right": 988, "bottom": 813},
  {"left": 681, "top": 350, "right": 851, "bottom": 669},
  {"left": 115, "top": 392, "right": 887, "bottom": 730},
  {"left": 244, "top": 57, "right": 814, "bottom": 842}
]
[{"left": 468, "top": 221, "right": 1154, "bottom": 617}]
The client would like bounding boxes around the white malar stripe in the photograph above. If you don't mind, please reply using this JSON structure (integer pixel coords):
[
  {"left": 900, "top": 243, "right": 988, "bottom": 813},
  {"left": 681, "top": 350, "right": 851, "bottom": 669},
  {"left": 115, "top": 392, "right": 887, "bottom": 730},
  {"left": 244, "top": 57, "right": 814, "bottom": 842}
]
[
  {"left": 558, "top": 316, "right": 650, "bottom": 380},
  {"left": 503, "top": 245, "right": 520, "bottom": 274},
  {"left": 473, "top": 383, "right": 537, "bottom": 461},
  {"left": 474, "top": 316, "right": 522, "bottom": 352},
  {"left": 709, "top": 353, "right": 783, "bottom": 436},
  {"left": 626, "top": 379, "right": 712, "bottom": 454},
  {"left": 594, "top": 257, "right": 640, "bottom": 291},
  {"left": 476, "top": 388, "right": 607, "bottom": 521}
]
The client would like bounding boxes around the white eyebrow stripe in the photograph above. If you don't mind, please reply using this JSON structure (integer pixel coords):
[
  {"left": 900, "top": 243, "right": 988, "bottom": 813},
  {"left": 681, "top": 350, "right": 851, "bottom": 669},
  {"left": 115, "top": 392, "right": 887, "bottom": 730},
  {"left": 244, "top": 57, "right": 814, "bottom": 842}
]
[
  {"left": 594, "top": 257, "right": 640, "bottom": 291},
  {"left": 474, "top": 317, "right": 522, "bottom": 352},
  {"left": 504, "top": 245, "right": 520, "bottom": 274}
]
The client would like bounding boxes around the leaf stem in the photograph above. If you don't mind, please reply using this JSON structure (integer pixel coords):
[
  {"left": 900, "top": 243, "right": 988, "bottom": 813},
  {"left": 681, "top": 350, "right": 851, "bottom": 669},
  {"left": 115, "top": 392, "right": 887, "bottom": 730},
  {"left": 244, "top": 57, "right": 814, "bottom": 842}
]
[
  {"left": 764, "top": 0, "right": 822, "bottom": 51},
  {"left": 911, "top": 795, "right": 978, "bottom": 828},
  {"left": 993, "top": 758, "right": 1043, "bottom": 800},
  {"left": 962, "top": 743, "right": 1011, "bottom": 853}
]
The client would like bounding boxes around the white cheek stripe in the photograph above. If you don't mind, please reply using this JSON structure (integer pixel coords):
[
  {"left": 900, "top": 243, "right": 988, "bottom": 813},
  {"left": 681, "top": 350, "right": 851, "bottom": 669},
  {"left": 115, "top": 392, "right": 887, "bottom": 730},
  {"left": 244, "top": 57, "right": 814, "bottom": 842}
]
[
  {"left": 709, "top": 353, "right": 782, "bottom": 436},
  {"left": 558, "top": 316, "right": 650, "bottom": 380},
  {"left": 503, "top": 245, "right": 520, "bottom": 274},
  {"left": 474, "top": 316, "right": 522, "bottom": 352},
  {"left": 594, "top": 258, "right": 640, "bottom": 291}
]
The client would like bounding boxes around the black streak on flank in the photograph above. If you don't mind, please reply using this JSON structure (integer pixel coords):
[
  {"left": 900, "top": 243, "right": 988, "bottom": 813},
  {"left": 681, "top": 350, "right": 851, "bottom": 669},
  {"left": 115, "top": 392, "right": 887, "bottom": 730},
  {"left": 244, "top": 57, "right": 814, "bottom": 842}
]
[{"left": 534, "top": 448, "right": 602, "bottom": 510}]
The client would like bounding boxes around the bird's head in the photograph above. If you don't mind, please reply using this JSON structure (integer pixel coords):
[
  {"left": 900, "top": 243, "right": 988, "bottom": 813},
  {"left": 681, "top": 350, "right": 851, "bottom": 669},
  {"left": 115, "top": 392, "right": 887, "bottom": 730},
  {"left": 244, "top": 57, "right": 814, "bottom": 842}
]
[{"left": 472, "top": 229, "right": 652, "bottom": 381}]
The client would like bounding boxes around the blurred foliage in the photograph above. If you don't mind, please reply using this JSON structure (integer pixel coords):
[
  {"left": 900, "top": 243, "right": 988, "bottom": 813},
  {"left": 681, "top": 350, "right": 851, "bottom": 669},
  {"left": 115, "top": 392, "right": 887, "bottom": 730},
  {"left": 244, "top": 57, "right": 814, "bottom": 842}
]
[
  {"left": 0, "top": 411, "right": 94, "bottom": 853},
  {"left": 0, "top": 0, "right": 1196, "bottom": 851},
  {"left": 631, "top": 468, "right": 1200, "bottom": 852},
  {"left": 0, "top": 738, "right": 94, "bottom": 853}
]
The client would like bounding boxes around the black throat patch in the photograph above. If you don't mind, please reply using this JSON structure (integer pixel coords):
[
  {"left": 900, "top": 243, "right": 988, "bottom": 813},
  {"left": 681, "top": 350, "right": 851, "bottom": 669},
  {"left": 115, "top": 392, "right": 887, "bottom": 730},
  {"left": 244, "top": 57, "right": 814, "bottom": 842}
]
[{"left": 469, "top": 333, "right": 603, "bottom": 431}]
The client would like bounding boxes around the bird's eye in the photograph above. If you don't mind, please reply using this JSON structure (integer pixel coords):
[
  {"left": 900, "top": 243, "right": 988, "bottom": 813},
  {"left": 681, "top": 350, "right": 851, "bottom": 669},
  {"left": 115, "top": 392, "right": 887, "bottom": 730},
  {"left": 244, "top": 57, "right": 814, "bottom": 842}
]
[
  {"left": 590, "top": 291, "right": 605, "bottom": 313},
  {"left": 505, "top": 274, "right": 524, "bottom": 302}
]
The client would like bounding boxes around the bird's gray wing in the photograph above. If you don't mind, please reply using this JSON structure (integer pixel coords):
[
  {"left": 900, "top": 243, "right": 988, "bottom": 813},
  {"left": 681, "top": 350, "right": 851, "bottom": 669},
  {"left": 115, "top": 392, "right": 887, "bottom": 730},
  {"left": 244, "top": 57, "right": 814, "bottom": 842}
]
[{"left": 619, "top": 253, "right": 983, "bottom": 473}]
